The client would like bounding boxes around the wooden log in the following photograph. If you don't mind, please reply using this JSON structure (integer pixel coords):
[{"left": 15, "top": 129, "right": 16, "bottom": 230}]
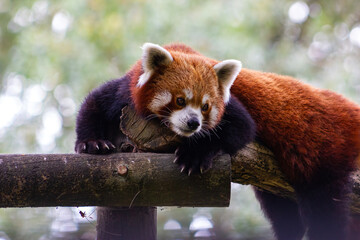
[
  {"left": 231, "top": 142, "right": 360, "bottom": 214},
  {"left": 0, "top": 153, "right": 231, "bottom": 208},
  {"left": 120, "top": 106, "right": 360, "bottom": 214}
]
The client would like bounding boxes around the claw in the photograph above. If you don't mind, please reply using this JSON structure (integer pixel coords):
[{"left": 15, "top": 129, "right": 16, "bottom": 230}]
[
  {"left": 173, "top": 157, "right": 179, "bottom": 163},
  {"left": 200, "top": 167, "right": 204, "bottom": 174},
  {"left": 188, "top": 169, "right": 192, "bottom": 176},
  {"left": 104, "top": 143, "right": 110, "bottom": 150},
  {"left": 95, "top": 144, "right": 100, "bottom": 150},
  {"left": 76, "top": 143, "right": 86, "bottom": 153},
  {"left": 180, "top": 166, "right": 185, "bottom": 173},
  {"left": 175, "top": 148, "right": 179, "bottom": 155},
  {"left": 109, "top": 143, "right": 116, "bottom": 149}
]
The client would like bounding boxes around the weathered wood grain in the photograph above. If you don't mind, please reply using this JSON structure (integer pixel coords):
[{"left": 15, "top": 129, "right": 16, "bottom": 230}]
[{"left": 0, "top": 153, "right": 231, "bottom": 208}]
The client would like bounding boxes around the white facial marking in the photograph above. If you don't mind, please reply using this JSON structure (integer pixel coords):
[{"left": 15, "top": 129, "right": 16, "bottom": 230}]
[
  {"left": 202, "top": 94, "right": 209, "bottom": 104},
  {"left": 141, "top": 43, "right": 173, "bottom": 73},
  {"left": 137, "top": 70, "right": 153, "bottom": 88},
  {"left": 209, "top": 106, "right": 219, "bottom": 127},
  {"left": 137, "top": 43, "right": 173, "bottom": 88},
  {"left": 169, "top": 106, "right": 203, "bottom": 137},
  {"left": 213, "top": 60, "right": 242, "bottom": 104},
  {"left": 183, "top": 89, "right": 193, "bottom": 100},
  {"left": 148, "top": 91, "right": 172, "bottom": 112}
]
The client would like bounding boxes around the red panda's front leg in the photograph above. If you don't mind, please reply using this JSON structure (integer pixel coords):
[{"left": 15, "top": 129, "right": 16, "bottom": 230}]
[
  {"left": 174, "top": 96, "right": 256, "bottom": 174},
  {"left": 75, "top": 77, "right": 131, "bottom": 154},
  {"left": 174, "top": 139, "right": 219, "bottom": 175}
]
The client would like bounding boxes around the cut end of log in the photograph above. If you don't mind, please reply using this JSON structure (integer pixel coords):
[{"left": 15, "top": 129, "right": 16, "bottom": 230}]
[{"left": 120, "top": 106, "right": 182, "bottom": 153}]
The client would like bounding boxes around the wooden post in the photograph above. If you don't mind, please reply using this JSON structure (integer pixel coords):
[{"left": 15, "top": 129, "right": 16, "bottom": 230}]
[{"left": 97, "top": 207, "right": 157, "bottom": 240}]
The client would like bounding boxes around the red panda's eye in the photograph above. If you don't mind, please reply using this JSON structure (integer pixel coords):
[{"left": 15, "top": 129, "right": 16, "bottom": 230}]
[
  {"left": 176, "top": 97, "right": 186, "bottom": 107},
  {"left": 202, "top": 103, "right": 209, "bottom": 112}
]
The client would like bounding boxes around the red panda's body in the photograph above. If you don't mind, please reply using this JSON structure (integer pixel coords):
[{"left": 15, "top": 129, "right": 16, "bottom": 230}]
[
  {"left": 75, "top": 43, "right": 360, "bottom": 240},
  {"left": 130, "top": 44, "right": 360, "bottom": 240},
  {"left": 142, "top": 43, "right": 360, "bottom": 182},
  {"left": 232, "top": 69, "right": 360, "bottom": 240},
  {"left": 233, "top": 69, "right": 360, "bottom": 183},
  {"left": 206, "top": 52, "right": 360, "bottom": 240}
]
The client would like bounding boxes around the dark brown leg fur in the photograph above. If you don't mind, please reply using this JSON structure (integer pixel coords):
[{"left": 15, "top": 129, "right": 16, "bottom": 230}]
[
  {"left": 253, "top": 188, "right": 305, "bottom": 240},
  {"left": 295, "top": 175, "right": 352, "bottom": 240}
]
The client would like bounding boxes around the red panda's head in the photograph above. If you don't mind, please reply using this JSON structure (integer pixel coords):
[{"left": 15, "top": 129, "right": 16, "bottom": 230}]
[{"left": 130, "top": 43, "right": 242, "bottom": 137}]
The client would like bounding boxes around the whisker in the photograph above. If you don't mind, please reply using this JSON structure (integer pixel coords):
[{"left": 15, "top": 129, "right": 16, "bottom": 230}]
[{"left": 210, "top": 128, "right": 220, "bottom": 139}]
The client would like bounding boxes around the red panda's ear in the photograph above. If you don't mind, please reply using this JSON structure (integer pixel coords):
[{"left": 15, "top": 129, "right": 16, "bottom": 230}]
[
  {"left": 137, "top": 43, "right": 173, "bottom": 87},
  {"left": 213, "top": 60, "right": 242, "bottom": 103}
]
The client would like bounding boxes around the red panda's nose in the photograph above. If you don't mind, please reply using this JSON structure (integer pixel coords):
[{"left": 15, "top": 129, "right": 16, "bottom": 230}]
[{"left": 187, "top": 117, "right": 200, "bottom": 130}]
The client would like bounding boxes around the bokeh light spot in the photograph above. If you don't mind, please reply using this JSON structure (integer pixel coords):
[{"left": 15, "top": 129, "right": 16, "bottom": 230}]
[
  {"left": 288, "top": 1, "right": 309, "bottom": 24},
  {"left": 350, "top": 26, "right": 360, "bottom": 47}
]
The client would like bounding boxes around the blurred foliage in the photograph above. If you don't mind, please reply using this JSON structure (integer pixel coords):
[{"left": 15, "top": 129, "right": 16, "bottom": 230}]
[{"left": 0, "top": 0, "right": 359, "bottom": 239}]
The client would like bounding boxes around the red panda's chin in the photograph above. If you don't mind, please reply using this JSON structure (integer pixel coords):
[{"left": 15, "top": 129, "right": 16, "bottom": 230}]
[{"left": 170, "top": 124, "right": 200, "bottom": 137}]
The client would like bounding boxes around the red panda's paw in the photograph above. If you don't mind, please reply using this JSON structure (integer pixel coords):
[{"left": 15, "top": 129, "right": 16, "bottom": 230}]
[
  {"left": 174, "top": 147, "right": 214, "bottom": 175},
  {"left": 75, "top": 140, "right": 116, "bottom": 154}
]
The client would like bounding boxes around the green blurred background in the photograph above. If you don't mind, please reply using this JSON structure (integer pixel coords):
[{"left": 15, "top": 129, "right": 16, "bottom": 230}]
[{"left": 0, "top": 0, "right": 359, "bottom": 239}]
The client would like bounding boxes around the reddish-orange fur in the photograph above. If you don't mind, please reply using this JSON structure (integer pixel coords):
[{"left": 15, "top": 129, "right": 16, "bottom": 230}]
[
  {"left": 232, "top": 69, "right": 360, "bottom": 182},
  {"left": 128, "top": 43, "right": 360, "bottom": 239},
  {"left": 130, "top": 51, "right": 226, "bottom": 127},
  {"left": 131, "top": 43, "right": 360, "bottom": 184}
]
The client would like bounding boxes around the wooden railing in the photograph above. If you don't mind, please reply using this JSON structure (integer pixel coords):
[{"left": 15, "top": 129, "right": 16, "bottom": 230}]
[{"left": 1, "top": 106, "right": 359, "bottom": 239}]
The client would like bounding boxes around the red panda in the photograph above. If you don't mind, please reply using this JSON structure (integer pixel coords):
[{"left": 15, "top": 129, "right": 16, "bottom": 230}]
[
  {"left": 75, "top": 43, "right": 360, "bottom": 240},
  {"left": 75, "top": 43, "right": 255, "bottom": 173}
]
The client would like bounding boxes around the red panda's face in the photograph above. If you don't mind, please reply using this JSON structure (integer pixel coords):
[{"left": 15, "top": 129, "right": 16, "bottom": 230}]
[{"left": 132, "top": 43, "right": 242, "bottom": 137}]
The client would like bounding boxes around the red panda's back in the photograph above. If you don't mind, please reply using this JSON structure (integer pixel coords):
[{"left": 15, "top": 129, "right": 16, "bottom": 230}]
[{"left": 231, "top": 68, "right": 360, "bottom": 182}]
